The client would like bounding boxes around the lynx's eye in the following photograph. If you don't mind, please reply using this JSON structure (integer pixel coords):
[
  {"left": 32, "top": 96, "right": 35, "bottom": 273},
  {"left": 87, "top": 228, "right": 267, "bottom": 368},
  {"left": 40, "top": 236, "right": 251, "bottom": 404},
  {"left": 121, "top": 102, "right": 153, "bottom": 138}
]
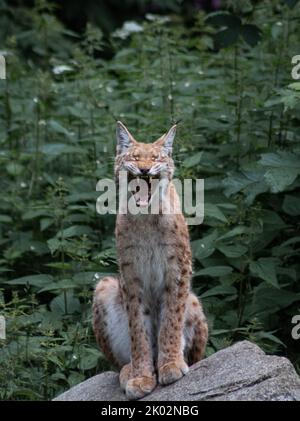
[
  {"left": 133, "top": 154, "right": 140, "bottom": 161},
  {"left": 152, "top": 154, "right": 159, "bottom": 161}
]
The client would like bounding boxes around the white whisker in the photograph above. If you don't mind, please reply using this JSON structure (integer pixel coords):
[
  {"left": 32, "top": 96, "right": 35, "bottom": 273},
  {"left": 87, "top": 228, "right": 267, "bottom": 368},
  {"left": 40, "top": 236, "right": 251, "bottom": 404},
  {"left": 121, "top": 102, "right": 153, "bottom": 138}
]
[
  {"left": 124, "top": 162, "right": 142, "bottom": 175},
  {"left": 149, "top": 164, "right": 166, "bottom": 176}
]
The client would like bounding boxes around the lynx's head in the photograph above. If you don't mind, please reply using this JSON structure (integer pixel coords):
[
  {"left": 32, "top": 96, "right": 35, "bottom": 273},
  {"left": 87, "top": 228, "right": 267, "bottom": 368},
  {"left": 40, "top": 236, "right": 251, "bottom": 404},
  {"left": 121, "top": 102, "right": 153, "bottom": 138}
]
[{"left": 115, "top": 121, "right": 176, "bottom": 207}]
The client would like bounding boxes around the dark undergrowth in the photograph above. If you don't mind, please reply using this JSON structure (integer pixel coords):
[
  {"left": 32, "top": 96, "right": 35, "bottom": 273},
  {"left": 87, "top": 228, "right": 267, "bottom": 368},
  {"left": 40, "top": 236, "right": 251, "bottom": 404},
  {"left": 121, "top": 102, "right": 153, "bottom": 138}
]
[{"left": 0, "top": 0, "right": 299, "bottom": 400}]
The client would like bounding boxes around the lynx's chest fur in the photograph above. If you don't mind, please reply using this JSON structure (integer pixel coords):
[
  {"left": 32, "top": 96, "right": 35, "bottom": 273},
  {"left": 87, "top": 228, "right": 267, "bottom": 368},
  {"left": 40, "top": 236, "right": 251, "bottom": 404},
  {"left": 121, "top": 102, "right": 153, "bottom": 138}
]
[{"left": 116, "top": 213, "right": 174, "bottom": 305}]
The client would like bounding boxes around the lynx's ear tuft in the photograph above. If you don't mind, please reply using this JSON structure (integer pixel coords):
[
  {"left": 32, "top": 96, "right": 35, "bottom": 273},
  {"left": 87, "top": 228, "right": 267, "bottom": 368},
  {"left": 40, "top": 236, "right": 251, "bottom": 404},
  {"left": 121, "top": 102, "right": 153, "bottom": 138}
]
[
  {"left": 155, "top": 124, "right": 177, "bottom": 156},
  {"left": 116, "top": 121, "right": 135, "bottom": 154}
]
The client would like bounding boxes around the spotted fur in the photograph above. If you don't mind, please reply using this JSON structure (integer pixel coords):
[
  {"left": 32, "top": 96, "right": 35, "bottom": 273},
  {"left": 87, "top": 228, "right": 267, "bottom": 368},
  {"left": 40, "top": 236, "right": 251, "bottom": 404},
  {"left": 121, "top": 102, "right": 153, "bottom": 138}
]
[{"left": 93, "top": 122, "right": 208, "bottom": 400}]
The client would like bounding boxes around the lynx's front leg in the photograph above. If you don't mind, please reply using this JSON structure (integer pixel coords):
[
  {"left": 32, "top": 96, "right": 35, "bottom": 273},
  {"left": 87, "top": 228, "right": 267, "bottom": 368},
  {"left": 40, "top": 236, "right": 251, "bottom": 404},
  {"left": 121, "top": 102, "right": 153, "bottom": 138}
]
[
  {"left": 120, "top": 273, "right": 156, "bottom": 400},
  {"left": 158, "top": 258, "right": 191, "bottom": 385}
]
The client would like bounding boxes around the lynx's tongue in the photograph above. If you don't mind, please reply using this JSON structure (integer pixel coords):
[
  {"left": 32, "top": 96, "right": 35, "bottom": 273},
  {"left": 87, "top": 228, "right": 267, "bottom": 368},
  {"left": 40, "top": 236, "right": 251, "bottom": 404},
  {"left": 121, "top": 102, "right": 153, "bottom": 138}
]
[
  {"left": 135, "top": 177, "right": 150, "bottom": 207},
  {"left": 136, "top": 189, "right": 149, "bottom": 207}
]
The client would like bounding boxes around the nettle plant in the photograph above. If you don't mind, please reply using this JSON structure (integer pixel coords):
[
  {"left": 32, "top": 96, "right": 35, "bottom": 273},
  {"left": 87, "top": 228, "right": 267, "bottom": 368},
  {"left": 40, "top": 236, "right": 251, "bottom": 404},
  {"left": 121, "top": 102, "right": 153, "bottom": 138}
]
[{"left": 0, "top": 0, "right": 300, "bottom": 399}]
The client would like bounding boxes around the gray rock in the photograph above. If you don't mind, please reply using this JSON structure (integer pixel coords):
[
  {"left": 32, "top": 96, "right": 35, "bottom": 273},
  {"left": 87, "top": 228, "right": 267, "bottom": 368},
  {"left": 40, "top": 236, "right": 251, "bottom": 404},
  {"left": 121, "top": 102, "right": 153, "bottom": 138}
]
[{"left": 54, "top": 341, "right": 300, "bottom": 401}]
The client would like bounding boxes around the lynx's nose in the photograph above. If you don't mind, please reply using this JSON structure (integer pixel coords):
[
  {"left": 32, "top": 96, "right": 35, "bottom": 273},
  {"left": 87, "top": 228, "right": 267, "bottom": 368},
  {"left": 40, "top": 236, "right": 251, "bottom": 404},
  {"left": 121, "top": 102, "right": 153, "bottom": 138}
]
[{"left": 140, "top": 168, "right": 150, "bottom": 175}]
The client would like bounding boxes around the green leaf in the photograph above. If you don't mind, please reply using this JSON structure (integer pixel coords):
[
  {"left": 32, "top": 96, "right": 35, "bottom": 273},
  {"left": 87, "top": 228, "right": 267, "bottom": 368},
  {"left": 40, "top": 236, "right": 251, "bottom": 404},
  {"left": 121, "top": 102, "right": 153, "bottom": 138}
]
[
  {"left": 200, "top": 284, "right": 237, "bottom": 299},
  {"left": 48, "top": 120, "right": 73, "bottom": 138},
  {"left": 249, "top": 258, "right": 278, "bottom": 287},
  {"left": 73, "top": 271, "right": 99, "bottom": 285},
  {"left": 264, "top": 97, "right": 283, "bottom": 108},
  {"left": 223, "top": 170, "right": 268, "bottom": 204},
  {"left": 38, "top": 279, "right": 77, "bottom": 293},
  {"left": 247, "top": 285, "right": 300, "bottom": 318},
  {"left": 281, "top": 236, "right": 300, "bottom": 247},
  {"left": 6, "top": 274, "right": 53, "bottom": 287},
  {"left": 41, "top": 218, "right": 54, "bottom": 231},
  {"left": 240, "top": 24, "right": 261, "bottom": 47},
  {"left": 206, "top": 12, "right": 241, "bottom": 28},
  {"left": 282, "top": 194, "right": 300, "bottom": 216},
  {"left": 205, "top": 203, "right": 227, "bottom": 222},
  {"left": 22, "top": 209, "right": 49, "bottom": 220},
  {"left": 50, "top": 291, "right": 81, "bottom": 315},
  {"left": 288, "top": 82, "right": 300, "bottom": 91},
  {"left": 217, "top": 244, "right": 248, "bottom": 258},
  {"left": 47, "top": 238, "right": 63, "bottom": 254},
  {"left": 182, "top": 151, "right": 203, "bottom": 168},
  {"left": 214, "top": 27, "right": 239, "bottom": 48},
  {"left": 264, "top": 168, "right": 298, "bottom": 193},
  {"left": 45, "top": 262, "right": 72, "bottom": 270},
  {"left": 271, "top": 23, "right": 283, "bottom": 40},
  {"left": 0, "top": 215, "right": 13, "bottom": 223},
  {"left": 41, "top": 143, "right": 87, "bottom": 157},
  {"left": 57, "top": 225, "right": 92, "bottom": 239},
  {"left": 68, "top": 372, "right": 85, "bottom": 387},
  {"left": 256, "top": 331, "right": 285, "bottom": 346},
  {"left": 78, "top": 348, "right": 100, "bottom": 370},
  {"left": 0, "top": 267, "right": 13, "bottom": 273},
  {"left": 217, "top": 226, "right": 248, "bottom": 241},
  {"left": 191, "top": 231, "right": 218, "bottom": 260},
  {"left": 259, "top": 152, "right": 300, "bottom": 169},
  {"left": 260, "top": 210, "right": 286, "bottom": 229},
  {"left": 6, "top": 162, "right": 24, "bottom": 176},
  {"left": 223, "top": 172, "right": 254, "bottom": 196},
  {"left": 194, "top": 266, "right": 233, "bottom": 277}
]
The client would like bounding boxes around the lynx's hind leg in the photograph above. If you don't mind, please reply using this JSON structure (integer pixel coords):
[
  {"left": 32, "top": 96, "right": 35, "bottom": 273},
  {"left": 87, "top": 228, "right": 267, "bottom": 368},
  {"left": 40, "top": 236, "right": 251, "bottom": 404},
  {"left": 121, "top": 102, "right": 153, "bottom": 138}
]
[
  {"left": 184, "top": 293, "right": 208, "bottom": 365},
  {"left": 92, "top": 276, "right": 131, "bottom": 368}
]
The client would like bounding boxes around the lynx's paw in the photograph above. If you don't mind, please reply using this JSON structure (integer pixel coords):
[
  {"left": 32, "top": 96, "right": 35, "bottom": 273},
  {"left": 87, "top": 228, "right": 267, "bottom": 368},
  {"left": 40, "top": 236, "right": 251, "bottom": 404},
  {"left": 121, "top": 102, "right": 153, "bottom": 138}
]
[
  {"left": 158, "top": 358, "right": 189, "bottom": 386},
  {"left": 125, "top": 375, "right": 157, "bottom": 400},
  {"left": 119, "top": 363, "right": 132, "bottom": 391}
]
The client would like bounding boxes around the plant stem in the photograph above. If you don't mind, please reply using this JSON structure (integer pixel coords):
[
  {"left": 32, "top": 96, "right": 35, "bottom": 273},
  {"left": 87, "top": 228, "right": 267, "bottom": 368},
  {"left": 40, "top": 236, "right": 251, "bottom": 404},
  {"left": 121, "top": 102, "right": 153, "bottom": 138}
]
[
  {"left": 234, "top": 45, "right": 242, "bottom": 167},
  {"left": 28, "top": 99, "right": 41, "bottom": 197}
]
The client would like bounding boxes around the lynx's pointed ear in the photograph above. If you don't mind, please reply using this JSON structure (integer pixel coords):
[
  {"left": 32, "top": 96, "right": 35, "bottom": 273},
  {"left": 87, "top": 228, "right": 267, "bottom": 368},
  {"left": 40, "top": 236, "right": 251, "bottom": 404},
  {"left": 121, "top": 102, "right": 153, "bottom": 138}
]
[
  {"left": 116, "top": 121, "right": 135, "bottom": 154},
  {"left": 155, "top": 124, "right": 177, "bottom": 156}
]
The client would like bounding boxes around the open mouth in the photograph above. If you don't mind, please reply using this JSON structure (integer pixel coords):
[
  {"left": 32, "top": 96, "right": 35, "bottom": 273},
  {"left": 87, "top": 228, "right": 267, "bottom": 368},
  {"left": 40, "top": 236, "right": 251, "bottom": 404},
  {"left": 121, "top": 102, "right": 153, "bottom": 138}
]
[{"left": 128, "top": 174, "right": 160, "bottom": 207}]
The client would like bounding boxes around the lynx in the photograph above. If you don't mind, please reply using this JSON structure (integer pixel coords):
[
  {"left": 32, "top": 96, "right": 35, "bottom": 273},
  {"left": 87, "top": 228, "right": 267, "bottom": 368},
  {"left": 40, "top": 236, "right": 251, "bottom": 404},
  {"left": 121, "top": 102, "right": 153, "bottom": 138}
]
[{"left": 93, "top": 121, "right": 208, "bottom": 400}]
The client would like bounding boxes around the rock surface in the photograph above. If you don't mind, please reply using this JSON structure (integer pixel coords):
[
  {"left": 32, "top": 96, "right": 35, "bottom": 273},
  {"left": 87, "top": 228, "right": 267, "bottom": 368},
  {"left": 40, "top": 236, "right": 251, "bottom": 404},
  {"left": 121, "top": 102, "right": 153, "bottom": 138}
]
[{"left": 54, "top": 341, "right": 300, "bottom": 401}]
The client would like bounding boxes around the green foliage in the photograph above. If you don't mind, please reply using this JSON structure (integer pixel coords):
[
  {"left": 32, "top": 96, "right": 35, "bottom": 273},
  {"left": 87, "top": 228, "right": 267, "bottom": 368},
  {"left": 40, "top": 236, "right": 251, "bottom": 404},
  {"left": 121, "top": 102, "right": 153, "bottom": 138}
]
[{"left": 0, "top": 0, "right": 300, "bottom": 400}]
